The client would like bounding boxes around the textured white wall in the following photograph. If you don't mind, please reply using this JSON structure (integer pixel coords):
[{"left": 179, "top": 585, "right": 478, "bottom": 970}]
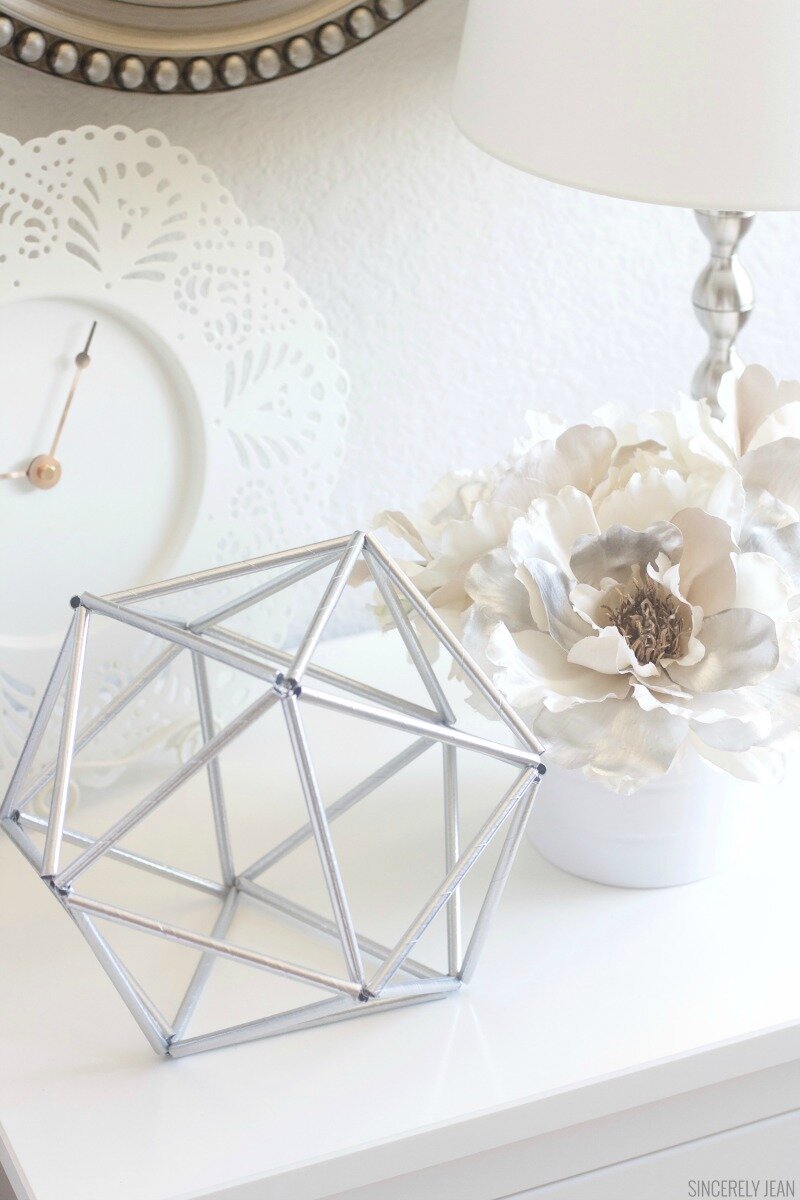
[{"left": 1, "top": 0, "right": 800, "bottom": 535}]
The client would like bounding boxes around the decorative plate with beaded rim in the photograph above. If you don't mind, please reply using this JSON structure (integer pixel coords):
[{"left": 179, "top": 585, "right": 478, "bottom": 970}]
[
  {"left": 0, "top": 124, "right": 349, "bottom": 789},
  {"left": 0, "top": 0, "right": 426, "bottom": 95}
]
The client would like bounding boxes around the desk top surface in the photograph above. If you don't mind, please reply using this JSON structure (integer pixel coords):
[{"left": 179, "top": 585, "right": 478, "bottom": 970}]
[{"left": 1, "top": 630, "right": 799, "bottom": 1200}]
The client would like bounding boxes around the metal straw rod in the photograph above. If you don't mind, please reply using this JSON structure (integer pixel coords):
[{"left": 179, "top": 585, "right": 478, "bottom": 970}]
[
  {"left": 0, "top": 618, "right": 77, "bottom": 821},
  {"left": 67, "top": 892, "right": 364, "bottom": 999},
  {"left": 443, "top": 745, "right": 461, "bottom": 975},
  {"left": 72, "top": 911, "right": 170, "bottom": 1055},
  {"left": 107, "top": 536, "right": 353, "bottom": 604},
  {"left": 17, "top": 644, "right": 182, "bottom": 815},
  {"left": 241, "top": 736, "right": 434, "bottom": 880},
  {"left": 300, "top": 685, "right": 542, "bottom": 769},
  {"left": 172, "top": 887, "right": 239, "bottom": 1040},
  {"left": 364, "top": 535, "right": 545, "bottom": 755},
  {"left": 18, "top": 813, "right": 226, "bottom": 898},
  {"left": 458, "top": 776, "right": 539, "bottom": 984},
  {"left": 237, "top": 877, "right": 439, "bottom": 981},
  {"left": 42, "top": 606, "right": 90, "bottom": 878},
  {"left": 377, "top": 976, "right": 461, "bottom": 1001},
  {"left": 367, "top": 555, "right": 456, "bottom": 724},
  {"left": 209, "top": 625, "right": 440, "bottom": 724},
  {"left": 170, "top": 994, "right": 356, "bottom": 1056},
  {"left": 1, "top": 815, "right": 43, "bottom": 871},
  {"left": 369, "top": 768, "right": 538, "bottom": 995},
  {"left": 287, "top": 532, "right": 364, "bottom": 684},
  {"left": 55, "top": 689, "right": 279, "bottom": 890},
  {"left": 168, "top": 978, "right": 459, "bottom": 1058},
  {"left": 189, "top": 551, "right": 342, "bottom": 633},
  {"left": 283, "top": 695, "right": 366, "bottom": 991},
  {"left": 80, "top": 594, "right": 279, "bottom": 689},
  {"left": 192, "top": 653, "right": 235, "bottom": 886}
]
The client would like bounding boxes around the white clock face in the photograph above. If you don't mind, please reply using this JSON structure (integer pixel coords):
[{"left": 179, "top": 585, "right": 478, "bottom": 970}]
[
  {"left": 0, "top": 126, "right": 350, "bottom": 788},
  {"left": 0, "top": 298, "right": 203, "bottom": 648}
]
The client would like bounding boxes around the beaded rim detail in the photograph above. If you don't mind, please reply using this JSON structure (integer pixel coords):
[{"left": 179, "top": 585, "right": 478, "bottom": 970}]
[{"left": 0, "top": 0, "right": 425, "bottom": 93}]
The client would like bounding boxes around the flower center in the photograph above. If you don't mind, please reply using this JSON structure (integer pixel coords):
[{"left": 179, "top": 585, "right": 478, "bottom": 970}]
[{"left": 604, "top": 567, "right": 686, "bottom": 665}]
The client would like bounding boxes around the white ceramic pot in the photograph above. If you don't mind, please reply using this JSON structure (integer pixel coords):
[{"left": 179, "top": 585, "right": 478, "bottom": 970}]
[{"left": 528, "top": 749, "right": 759, "bottom": 888}]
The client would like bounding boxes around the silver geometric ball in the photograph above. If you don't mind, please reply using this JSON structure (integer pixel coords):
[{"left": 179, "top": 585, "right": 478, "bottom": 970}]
[{"left": 0, "top": 532, "right": 545, "bottom": 1057}]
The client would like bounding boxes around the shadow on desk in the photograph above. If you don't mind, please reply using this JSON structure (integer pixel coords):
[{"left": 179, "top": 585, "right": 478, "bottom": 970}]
[{"left": 0, "top": 1162, "right": 16, "bottom": 1200}]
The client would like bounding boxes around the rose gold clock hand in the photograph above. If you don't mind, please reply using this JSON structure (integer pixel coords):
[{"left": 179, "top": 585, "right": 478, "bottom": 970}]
[
  {"left": 48, "top": 320, "right": 97, "bottom": 459},
  {"left": 0, "top": 468, "right": 26, "bottom": 480}
]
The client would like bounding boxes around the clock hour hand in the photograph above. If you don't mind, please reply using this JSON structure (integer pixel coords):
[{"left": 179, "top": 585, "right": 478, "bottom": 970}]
[{"left": 48, "top": 320, "right": 97, "bottom": 460}]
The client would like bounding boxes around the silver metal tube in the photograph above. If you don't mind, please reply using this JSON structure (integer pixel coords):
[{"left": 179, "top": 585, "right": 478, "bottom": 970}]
[
  {"left": 42, "top": 606, "right": 90, "bottom": 878},
  {"left": 1, "top": 815, "right": 43, "bottom": 871},
  {"left": 364, "top": 535, "right": 545, "bottom": 754},
  {"left": 300, "top": 685, "right": 542, "bottom": 769},
  {"left": 106, "top": 535, "right": 352, "bottom": 604},
  {"left": 368, "top": 767, "right": 538, "bottom": 995},
  {"left": 80, "top": 594, "right": 278, "bottom": 689},
  {"left": 287, "top": 531, "right": 364, "bottom": 683},
  {"left": 443, "top": 745, "right": 461, "bottom": 975},
  {"left": 17, "top": 644, "right": 182, "bottom": 815},
  {"left": 378, "top": 976, "right": 461, "bottom": 1001},
  {"left": 458, "top": 776, "right": 539, "bottom": 984},
  {"left": 0, "top": 618, "right": 77, "bottom": 820},
  {"left": 170, "top": 995, "right": 355, "bottom": 1056},
  {"left": 282, "top": 695, "right": 366, "bottom": 991},
  {"left": 168, "top": 979, "right": 458, "bottom": 1058},
  {"left": 172, "top": 887, "right": 239, "bottom": 1040},
  {"left": 210, "top": 625, "right": 439, "bottom": 724},
  {"left": 192, "top": 653, "right": 235, "bottom": 886},
  {"left": 241, "top": 736, "right": 434, "bottom": 879},
  {"left": 66, "top": 892, "right": 363, "bottom": 999},
  {"left": 188, "top": 551, "right": 342, "bottom": 633},
  {"left": 237, "top": 876, "right": 439, "bottom": 981},
  {"left": 18, "top": 813, "right": 226, "bottom": 898},
  {"left": 72, "top": 911, "right": 169, "bottom": 1055},
  {"left": 367, "top": 554, "right": 456, "bottom": 724},
  {"left": 55, "top": 689, "right": 279, "bottom": 890}
]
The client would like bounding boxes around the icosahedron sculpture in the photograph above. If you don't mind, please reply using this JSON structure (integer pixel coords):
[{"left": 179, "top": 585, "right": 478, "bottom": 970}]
[{"left": 1, "top": 532, "right": 545, "bottom": 1057}]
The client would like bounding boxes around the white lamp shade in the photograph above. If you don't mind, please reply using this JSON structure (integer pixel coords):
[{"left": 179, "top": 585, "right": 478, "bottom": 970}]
[{"left": 453, "top": 0, "right": 800, "bottom": 211}]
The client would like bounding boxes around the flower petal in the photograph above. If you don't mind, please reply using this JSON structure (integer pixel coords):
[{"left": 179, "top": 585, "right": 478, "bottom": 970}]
[
  {"left": 740, "top": 488, "right": 800, "bottom": 587},
  {"left": 667, "top": 608, "right": 779, "bottom": 693},
  {"left": 734, "top": 551, "right": 796, "bottom": 618},
  {"left": 492, "top": 424, "right": 616, "bottom": 511},
  {"left": 465, "top": 548, "right": 534, "bottom": 630},
  {"left": 569, "top": 582, "right": 608, "bottom": 628},
  {"left": 567, "top": 626, "right": 658, "bottom": 676},
  {"left": 517, "top": 559, "right": 588, "bottom": 649},
  {"left": 748, "top": 400, "right": 800, "bottom": 452},
  {"left": 486, "top": 624, "right": 628, "bottom": 709},
  {"left": 510, "top": 487, "right": 599, "bottom": 574},
  {"left": 671, "top": 507, "right": 736, "bottom": 615},
  {"left": 569, "top": 521, "right": 683, "bottom": 587},
  {"left": 717, "top": 364, "right": 789, "bottom": 456},
  {"left": 536, "top": 698, "right": 687, "bottom": 793},
  {"left": 595, "top": 467, "right": 689, "bottom": 531},
  {"left": 740, "top": 437, "right": 800, "bottom": 512}
]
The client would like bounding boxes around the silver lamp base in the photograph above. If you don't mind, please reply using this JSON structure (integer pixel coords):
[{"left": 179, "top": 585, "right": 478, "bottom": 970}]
[{"left": 691, "top": 209, "right": 754, "bottom": 417}]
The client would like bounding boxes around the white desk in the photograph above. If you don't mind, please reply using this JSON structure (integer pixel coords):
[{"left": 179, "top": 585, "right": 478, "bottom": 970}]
[{"left": 1, "top": 631, "right": 799, "bottom": 1200}]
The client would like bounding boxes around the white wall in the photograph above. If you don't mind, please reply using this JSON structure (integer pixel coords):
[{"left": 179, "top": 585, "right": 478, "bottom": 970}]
[{"left": 2, "top": 0, "right": 800, "bottom": 534}]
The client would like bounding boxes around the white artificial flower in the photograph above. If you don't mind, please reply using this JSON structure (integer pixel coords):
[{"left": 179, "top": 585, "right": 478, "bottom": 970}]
[{"left": 372, "top": 371, "right": 800, "bottom": 793}]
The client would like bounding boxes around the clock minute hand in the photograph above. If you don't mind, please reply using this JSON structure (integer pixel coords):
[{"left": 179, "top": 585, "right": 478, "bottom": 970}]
[{"left": 48, "top": 320, "right": 97, "bottom": 459}]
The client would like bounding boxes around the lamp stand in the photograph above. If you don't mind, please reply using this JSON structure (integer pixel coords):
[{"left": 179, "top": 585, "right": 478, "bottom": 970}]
[{"left": 691, "top": 209, "right": 754, "bottom": 416}]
